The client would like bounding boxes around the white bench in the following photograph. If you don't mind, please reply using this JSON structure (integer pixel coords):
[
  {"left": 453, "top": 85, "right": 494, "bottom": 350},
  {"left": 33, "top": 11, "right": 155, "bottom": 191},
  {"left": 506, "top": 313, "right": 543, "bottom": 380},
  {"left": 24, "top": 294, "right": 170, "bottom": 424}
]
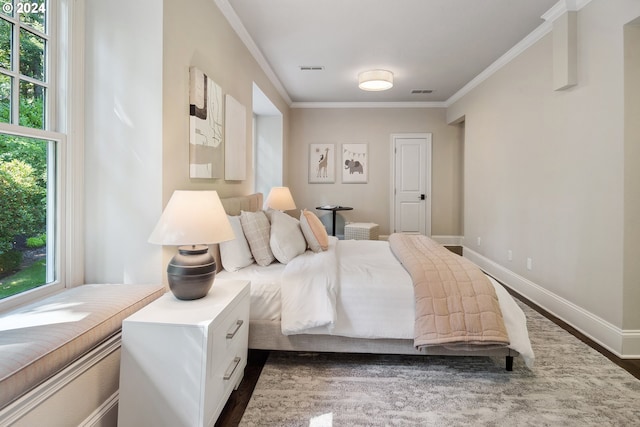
[{"left": 0, "top": 284, "right": 164, "bottom": 410}]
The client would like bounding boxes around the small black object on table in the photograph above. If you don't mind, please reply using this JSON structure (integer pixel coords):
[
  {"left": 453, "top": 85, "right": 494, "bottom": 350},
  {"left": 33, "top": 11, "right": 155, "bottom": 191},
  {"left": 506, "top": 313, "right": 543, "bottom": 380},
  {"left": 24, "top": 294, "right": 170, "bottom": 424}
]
[{"left": 315, "top": 205, "right": 353, "bottom": 236}]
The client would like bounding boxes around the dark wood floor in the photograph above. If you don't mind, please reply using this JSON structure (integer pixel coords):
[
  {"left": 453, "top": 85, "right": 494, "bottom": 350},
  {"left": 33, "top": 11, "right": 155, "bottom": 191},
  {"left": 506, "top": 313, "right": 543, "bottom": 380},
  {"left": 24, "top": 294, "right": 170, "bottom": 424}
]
[
  {"left": 504, "top": 286, "right": 640, "bottom": 381},
  {"left": 215, "top": 349, "right": 270, "bottom": 427},
  {"left": 215, "top": 246, "right": 640, "bottom": 426}
]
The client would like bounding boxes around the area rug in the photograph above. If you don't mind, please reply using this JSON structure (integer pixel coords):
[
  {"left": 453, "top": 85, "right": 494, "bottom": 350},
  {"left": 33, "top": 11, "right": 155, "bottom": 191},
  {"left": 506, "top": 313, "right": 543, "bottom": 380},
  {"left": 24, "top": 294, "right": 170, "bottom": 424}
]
[{"left": 239, "top": 301, "right": 640, "bottom": 426}]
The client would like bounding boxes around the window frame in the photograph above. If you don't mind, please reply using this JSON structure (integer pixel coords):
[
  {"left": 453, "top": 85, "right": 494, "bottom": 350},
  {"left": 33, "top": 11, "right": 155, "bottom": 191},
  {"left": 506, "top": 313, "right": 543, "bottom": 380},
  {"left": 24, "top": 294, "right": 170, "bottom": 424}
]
[
  {"left": 0, "top": 124, "right": 66, "bottom": 310},
  {"left": 0, "top": 0, "right": 80, "bottom": 312},
  {"left": 0, "top": 0, "right": 53, "bottom": 128}
]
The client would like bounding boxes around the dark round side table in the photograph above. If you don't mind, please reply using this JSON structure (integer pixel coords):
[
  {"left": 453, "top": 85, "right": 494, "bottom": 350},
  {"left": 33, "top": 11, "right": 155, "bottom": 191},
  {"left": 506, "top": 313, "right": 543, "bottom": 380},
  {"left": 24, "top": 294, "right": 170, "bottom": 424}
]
[{"left": 315, "top": 206, "right": 353, "bottom": 236}]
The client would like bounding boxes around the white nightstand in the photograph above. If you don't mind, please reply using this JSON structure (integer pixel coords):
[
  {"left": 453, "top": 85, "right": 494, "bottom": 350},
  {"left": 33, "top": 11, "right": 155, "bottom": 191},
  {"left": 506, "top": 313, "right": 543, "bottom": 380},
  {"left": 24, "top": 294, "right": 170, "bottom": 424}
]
[{"left": 117, "top": 280, "right": 250, "bottom": 427}]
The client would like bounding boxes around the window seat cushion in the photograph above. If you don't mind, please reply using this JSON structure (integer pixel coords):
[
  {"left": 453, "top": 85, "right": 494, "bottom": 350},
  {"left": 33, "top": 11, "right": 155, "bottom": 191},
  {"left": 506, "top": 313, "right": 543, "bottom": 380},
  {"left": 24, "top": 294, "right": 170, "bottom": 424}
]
[{"left": 0, "top": 283, "right": 165, "bottom": 408}]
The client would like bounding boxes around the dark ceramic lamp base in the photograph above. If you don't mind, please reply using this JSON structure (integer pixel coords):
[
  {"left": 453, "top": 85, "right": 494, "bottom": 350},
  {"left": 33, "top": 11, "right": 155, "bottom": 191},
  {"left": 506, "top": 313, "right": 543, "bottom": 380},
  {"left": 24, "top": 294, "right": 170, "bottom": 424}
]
[{"left": 167, "top": 245, "right": 216, "bottom": 300}]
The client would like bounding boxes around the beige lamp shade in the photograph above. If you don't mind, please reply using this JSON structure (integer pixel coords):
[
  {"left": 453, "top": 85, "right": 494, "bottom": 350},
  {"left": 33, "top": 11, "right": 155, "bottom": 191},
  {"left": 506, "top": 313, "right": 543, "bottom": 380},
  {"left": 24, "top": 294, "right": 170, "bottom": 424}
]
[
  {"left": 265, "top": 187, "right": 296, "bottom": 211},
  {"left": 358, "top": 69, "right": 393, "bottom": 91},
  {"left": 148, "top": 190, "right": 235, "bottom": 246}
]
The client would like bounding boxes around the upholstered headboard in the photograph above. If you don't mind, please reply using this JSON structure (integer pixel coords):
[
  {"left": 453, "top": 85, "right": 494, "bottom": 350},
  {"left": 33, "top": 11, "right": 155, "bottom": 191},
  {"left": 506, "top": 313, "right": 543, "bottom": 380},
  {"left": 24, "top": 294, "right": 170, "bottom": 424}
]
[
  {"left": 213, "top": 193, "right": 264, "bottom": 272},
  {"left": 220, "top": 192, "right": 263, "bottom": 216}
]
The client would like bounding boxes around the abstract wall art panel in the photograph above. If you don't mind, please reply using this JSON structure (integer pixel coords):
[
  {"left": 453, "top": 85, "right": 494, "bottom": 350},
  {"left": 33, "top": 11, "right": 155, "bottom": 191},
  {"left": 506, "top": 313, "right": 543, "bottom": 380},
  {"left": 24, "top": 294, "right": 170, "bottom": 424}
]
[
  {"left": 189, "top": 66, "right": 223, "bottom": 178},
  {"left": 224, "top": 94, "right": 247, "bottom": 181}
]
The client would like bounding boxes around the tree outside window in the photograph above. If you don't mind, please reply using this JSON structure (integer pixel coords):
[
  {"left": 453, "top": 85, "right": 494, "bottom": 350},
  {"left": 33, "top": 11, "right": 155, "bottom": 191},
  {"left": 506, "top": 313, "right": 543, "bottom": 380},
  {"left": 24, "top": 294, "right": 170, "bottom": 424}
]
[{"left": 0, "top": 0, "right": 51, "bottom": 300}]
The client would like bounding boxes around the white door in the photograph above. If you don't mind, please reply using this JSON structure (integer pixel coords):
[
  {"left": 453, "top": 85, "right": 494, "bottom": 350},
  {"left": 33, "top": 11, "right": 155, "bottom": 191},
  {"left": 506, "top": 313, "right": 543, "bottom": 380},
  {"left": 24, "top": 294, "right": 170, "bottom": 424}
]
[{"left": 391, "top": 134, "right": 432, "bottom": 235}]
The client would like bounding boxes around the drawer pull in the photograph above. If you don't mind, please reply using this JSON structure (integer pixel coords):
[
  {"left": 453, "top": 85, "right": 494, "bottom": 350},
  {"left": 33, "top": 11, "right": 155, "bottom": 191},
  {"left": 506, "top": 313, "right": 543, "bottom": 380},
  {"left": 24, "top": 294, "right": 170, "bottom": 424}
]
[
  {"left": 226, "top": 320, "right": 244, "bottom": 339},
  {"left": 223, "top": 357, "right": 241, "bottom": 380}
]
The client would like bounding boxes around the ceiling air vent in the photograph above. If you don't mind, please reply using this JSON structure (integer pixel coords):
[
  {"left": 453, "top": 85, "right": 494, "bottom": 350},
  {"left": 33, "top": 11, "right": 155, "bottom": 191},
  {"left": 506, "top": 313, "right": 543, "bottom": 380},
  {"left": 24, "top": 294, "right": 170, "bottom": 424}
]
[
  {"left": 411, "top": 89, "right": 433, "bottom": 94},
  {"left": 299, "top": 66, "right": 325, "bottom": 71}
]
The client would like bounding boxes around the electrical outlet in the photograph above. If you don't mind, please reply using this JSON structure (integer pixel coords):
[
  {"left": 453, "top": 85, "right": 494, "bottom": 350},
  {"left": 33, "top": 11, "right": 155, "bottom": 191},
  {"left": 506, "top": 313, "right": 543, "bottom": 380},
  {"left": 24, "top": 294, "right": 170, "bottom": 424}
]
[
  {"left": 508, "top": 250, "right": 513, "bottom": 261},
  {"left": 527, "top": 257, "right": 532, "bottom": 270},
  {"left": 477, "top": 237, "right": 481, "bottom": 246}
]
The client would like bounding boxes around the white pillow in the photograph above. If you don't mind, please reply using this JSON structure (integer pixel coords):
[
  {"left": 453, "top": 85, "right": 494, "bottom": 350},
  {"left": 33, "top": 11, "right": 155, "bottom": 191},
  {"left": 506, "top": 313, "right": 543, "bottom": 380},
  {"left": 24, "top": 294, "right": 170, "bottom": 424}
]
[
  {"left": 219, "top": 215, "right": 254, "bottom": 272},
  {"left": 268, "top": 210, "right": 307, "bottom": 264},
  {"left": 240, "top": 210, "right": 275, "bottom": 266}
]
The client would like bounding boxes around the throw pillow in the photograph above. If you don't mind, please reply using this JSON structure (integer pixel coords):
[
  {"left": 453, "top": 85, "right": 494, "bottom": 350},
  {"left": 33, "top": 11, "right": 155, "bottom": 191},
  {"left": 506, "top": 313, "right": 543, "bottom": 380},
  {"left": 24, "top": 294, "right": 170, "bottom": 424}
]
[
  {"left": 269, "top": 210, "right": 307, "bottom": 263},
  {"left": 240, "top": 210, "right": 275, "bottom": 266},
  {"left": 300, "top": 209, "right": 329, "bottom": 252},
  {"left": 219, "top": 215, "right": 254, "bottom": 272}
]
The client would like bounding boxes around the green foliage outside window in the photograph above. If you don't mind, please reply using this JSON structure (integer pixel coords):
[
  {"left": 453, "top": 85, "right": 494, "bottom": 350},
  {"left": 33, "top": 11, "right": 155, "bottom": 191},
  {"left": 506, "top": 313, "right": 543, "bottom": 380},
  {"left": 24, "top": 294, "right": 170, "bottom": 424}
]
[
  {"left": 0, "top": 249, "right": 22, "bottom": 275},
  {"left": 0, "top": 156, "right": 46, "bottom": 253},
  {"left": 26, "top": 233, "right": 46, "bottom": 248},
  {"left": 0, "top": 3, "right": 49, "bottom": 295}
]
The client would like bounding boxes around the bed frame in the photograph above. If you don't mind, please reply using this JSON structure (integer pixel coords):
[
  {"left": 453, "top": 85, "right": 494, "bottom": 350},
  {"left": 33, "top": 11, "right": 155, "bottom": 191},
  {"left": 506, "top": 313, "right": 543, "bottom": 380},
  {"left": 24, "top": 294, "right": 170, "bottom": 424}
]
[{"left": 218, "top": 193, "right": 517, "bottom": 371}]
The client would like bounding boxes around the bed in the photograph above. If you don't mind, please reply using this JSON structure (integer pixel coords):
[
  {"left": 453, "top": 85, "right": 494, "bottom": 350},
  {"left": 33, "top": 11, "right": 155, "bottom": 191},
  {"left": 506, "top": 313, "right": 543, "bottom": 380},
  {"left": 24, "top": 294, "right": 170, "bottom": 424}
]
[{"left": 214, "top": 193, "right": 534, "bottom": 370}]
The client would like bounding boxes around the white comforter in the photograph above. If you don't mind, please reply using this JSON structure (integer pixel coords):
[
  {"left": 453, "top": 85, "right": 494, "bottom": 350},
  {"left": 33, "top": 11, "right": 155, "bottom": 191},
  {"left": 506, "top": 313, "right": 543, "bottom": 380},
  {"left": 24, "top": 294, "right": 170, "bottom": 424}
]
[{"left": 280, "top": 237, "right": 535, "bottom": 367}]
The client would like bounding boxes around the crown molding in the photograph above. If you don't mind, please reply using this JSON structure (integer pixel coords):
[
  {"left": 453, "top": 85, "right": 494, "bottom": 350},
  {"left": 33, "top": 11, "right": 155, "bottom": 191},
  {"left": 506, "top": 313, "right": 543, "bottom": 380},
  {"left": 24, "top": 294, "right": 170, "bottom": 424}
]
[
  {"left": 446, "top": 0, "right": 593, "bottom": 107},
  {"left": 445, "top": 20, "right": 552, "bottom": 107},
  {"left": 290, "top": 101, "right": 447, "bottom": 109},
  {"left": 215, "top": 0, "right": 594, "bottom": 110},
  {"left": 213, "top": 0, "right": 292, "bottom": 105},
  {"left": 542, "top": 0, "right": 578, "bottom": 22},
  {"left": 542, "top": 0, "right": 592, "bottom": 22}
]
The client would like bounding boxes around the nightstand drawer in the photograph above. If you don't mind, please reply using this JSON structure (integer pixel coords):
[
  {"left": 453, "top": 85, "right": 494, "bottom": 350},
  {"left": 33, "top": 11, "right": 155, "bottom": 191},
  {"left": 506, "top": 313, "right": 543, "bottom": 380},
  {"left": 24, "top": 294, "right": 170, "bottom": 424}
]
[
  {"left": 204, "top": 291, "right": 249, "bottom": 425},
  {"left": 209, "top": 297, "right": 250, "bottom": 369},
  {"left": 209, "top": 298, "right": 249, "bottom": 376}
]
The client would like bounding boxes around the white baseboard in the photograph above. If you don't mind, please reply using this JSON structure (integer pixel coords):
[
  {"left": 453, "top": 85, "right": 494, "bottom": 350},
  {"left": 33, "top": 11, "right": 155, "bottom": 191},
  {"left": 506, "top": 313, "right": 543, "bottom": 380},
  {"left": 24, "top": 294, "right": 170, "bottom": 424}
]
[
  {"left": 80, "top": 391, "right": 119, "bottom": 427},
  {"left": 463, "top": 246, "right": 640, "bottom": 359},
  {"left": 622, "top": 330, "right": 640, "bottom": 357},
  {"left": 381, "top": 235, "right": 463, "bottom": 245}
]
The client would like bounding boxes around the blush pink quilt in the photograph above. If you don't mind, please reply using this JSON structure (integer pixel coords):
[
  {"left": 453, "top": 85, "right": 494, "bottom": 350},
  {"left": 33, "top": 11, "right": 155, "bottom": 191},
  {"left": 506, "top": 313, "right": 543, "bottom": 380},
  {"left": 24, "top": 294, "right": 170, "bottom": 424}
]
[{"left": 388, "top": 234, "right": 510, "bottom": 350}]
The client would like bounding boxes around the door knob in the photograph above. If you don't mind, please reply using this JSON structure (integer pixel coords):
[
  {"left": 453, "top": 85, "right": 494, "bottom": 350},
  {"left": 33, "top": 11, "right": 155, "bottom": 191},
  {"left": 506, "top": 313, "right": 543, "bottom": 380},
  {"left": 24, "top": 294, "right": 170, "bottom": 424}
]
[{"left": 420, "top": 194, "right": 426, "bottom": 200}]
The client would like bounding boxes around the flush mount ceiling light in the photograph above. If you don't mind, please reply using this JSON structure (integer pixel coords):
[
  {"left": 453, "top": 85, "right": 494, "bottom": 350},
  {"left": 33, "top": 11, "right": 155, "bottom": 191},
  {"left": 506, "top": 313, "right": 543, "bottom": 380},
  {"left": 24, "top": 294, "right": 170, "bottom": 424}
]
[{"left": 358, "top": 69, "right": 393, "bottom": 91}]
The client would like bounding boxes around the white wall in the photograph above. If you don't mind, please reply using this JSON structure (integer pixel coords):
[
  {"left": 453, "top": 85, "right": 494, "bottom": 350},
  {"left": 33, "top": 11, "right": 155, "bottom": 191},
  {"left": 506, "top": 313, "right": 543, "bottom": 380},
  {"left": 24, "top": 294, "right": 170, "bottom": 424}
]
[
  {"left": 84, "top": 0, "right": 163, "bottom": 285},
  {"left": 84, "top": 0, "right": 290, "bottom": 286},
  {"left": 447, "top": 0, "right": 640, "bottom": 356},
  {"left": 255, "top": 115, "right": 284, "bottom": 197}
]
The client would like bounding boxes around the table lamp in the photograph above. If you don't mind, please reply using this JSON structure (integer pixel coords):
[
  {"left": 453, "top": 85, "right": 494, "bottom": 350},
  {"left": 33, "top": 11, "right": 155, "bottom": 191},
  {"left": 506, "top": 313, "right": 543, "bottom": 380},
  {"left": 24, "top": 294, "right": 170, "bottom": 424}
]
[
  {"left": 265, "top": 187, "right": 296, "bottom": 211},
  {"left": 148, "top": 190, "right": 235, "bottom": 300}
]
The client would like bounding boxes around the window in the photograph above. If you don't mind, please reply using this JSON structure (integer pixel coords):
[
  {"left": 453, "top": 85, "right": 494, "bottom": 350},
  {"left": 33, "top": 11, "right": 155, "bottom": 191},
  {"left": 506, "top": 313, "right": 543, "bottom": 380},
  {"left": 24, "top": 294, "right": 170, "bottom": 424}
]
[
  {"left": 252, "top": 82, "right": 283, "bottom": 196},
  {"left": 0, "top": 0, "right": 65, "bottom": 303}
]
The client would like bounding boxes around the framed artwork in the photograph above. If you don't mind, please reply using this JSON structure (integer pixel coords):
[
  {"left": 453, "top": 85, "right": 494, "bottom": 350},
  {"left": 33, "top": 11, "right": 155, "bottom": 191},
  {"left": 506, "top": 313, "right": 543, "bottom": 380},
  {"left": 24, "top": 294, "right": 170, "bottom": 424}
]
[
  {"left": 189, "top": 66, "right": 223, "bottom": 178},
  {"left": 224, "top": 94, "right": 246, "bottom": 181},
  {"left": 342, "top": 143, "right": 368, "bottom": 183},
  {"left": 309, "top": 143, "right": 335, "bottom": 183}
]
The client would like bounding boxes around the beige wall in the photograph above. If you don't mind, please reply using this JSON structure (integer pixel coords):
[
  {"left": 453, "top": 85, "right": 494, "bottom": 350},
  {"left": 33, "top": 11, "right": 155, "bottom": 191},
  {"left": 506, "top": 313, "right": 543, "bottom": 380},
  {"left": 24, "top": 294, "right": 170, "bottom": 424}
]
[
  {"left": 623, "top": 19, "right": 640, "bottom": 332},
  {"left": 162, "top": 0, "right": 289, "bottom": 203},
  {"left": 85, "top": 0, "right": 290, "bottom": 285},
  {"left": 160, "top": 0, "right": 290, "bottom": 279},
  {"left": 287, "top": 107, "right": 462, "bottom": 236},
  {"left": 85, "top": 0, "right": 639, "bottom": 353},
  {"left": 447, "top": 0, "right": 640, "bottom": 344}
]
